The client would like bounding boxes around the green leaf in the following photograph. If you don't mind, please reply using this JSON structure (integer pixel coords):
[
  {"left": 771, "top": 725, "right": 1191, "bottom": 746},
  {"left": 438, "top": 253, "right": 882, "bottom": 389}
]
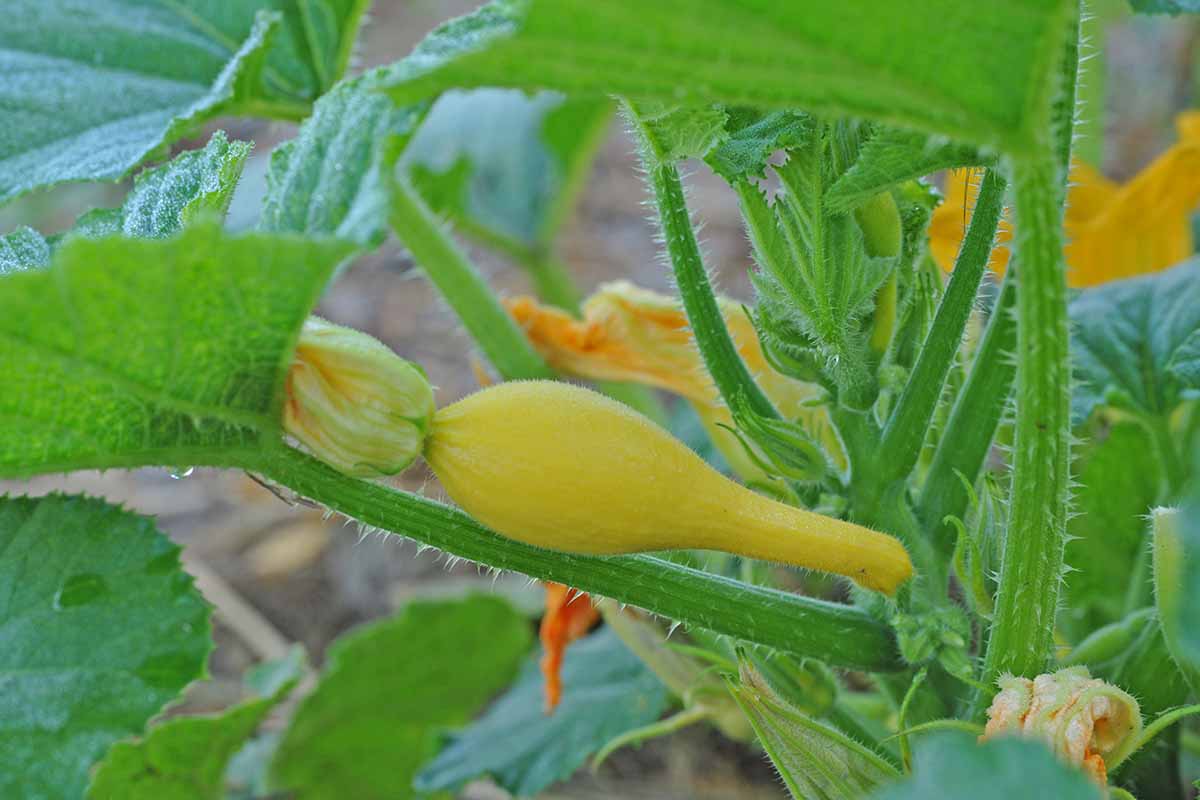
[
  {"left": 381, "top": 0, "right": 1077, "bottom": 154},
  {"left": 868, "top": 732, "right": 1103, "bottom": 800},
  {"left": 68, "top": 131, "right": 250, "bottom": 241},
  {"left": 269, "top": 596, "right": 531, "bottom": 800},
  {"left": 704, "top": 109, "right": 812, "bottom": 182},
  {"left": 1, "top": 131, "right": 249, "bottom": 274},
  {"left": 0, "top": 226, "right": 50, "bottom": 274},
  {"left": 728, "top": 660, "right": 899, "bottom": 799},
  {"left": 825, "top": 127, "right": 989, "bottom": 213},
  {"left": 1153, "top": 506, "right": 1200, "bottom": 693},
  {"left": 0, "top": 223, "right": 355, "bottom": 477},
  {"left": 1062, "top": 423, "right": 1162, "bottom": 634},
  {"left": 415, "top": 627, "right": 669, "bottom": 797},
  {"left": 403, "top": 88, "right": 613, "bottom": 257},
  {"left": 628, "top": 100, "right": 729, "bottom": 165},
  {"left": 1128, "top": 0, "right": 1200, "bottom": 13},
  {"left": 0, "top": 494, "right": 211, "bottom": 800},
  {"left": 86, "top": 649, "right": 305, "bottom": 800},
  {"left": 1070, "top": 259, "right": 1200, "bottom": 423},
  {"left": 0, "top": 0, "right": 367, "bottom": 205},
  {"left": 260, "top": 70, "right": 421, "bottom": 246}
]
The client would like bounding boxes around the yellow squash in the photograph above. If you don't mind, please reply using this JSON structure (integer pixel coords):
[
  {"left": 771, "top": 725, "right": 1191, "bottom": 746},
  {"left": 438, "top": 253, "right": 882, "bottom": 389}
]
[{"left": 425, "top": 381, "right": 913, "bottom": 594}]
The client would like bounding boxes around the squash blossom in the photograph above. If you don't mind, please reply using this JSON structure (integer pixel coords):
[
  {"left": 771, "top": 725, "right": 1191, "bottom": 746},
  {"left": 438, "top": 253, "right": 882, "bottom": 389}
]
[
  {"left": 982, "top": 667, "right": 1141, "bottom": 786},
  {"left": 504, "top": 281, "right": 844, "bottom": 480},
  {"left": 424, "top": 380, "right": 912, "bottom": 594},
  {"left": 930, "top": 112, "right": 1200, "bottom": 287},
  {"left": 538, "top": 583, "right": 598, "bottom": 712},
  {"left": 283, "top": 317, "right": 435, "bottom": 477}
]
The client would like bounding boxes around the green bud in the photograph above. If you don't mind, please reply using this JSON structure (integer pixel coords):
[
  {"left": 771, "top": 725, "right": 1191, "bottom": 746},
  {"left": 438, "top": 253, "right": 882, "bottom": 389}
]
[
  {"left": 853, "top": 192, "right": 903, "bottom": 259},
  {"left": 283, "top": 317, "right": 434, "bottom": 477}
]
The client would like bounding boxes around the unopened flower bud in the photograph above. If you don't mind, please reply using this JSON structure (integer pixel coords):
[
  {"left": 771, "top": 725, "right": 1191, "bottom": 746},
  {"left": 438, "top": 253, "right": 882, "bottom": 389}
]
[
  {"left": 284, "top": 317, "right": 434, "bottom": 477},
  {"left": 982, "top": 666, "right": 1141, "bottom": 785}
]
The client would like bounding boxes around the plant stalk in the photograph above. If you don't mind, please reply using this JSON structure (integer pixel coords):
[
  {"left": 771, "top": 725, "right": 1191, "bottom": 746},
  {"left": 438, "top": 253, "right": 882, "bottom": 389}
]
[
  {"left": 389, "top": 176, "right": 554, "bottom": 381},
  {"left": 254, "top": 447, "right": 905, "bottom": 673},
  {"left": 877, "top": 169, "right": 1006, "bottom": 484}
]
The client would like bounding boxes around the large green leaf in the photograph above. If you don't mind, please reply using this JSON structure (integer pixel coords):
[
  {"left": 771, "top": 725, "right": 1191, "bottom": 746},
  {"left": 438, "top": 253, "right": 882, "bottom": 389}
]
[
  {"left": 381, "top": 0, "right": 1076, "bottom": 154},
  {"left": 68, "top": 131, "right": 250, "bottom": 241},
  {"left": 260, "top": 70, "right": 421, "bottom": 246},
  {"left": 728, "top": 661, "right": 898, "bottom": 800},
  {"left": 1062, "top": 423, "right": 1162, "bottom": 635},
  {"left": 415, "top": 627, "right": 669, "bottom": 797},
  {"left": 0, "top": 0, "right": 367, "bottom": 204},
  {"left": 0, "top": 494, "right": 211, "bottom": 800},
  {"left": 1070, "top": 259, "right": 1200, "bottom": 423},
  {"left": 869, "top": 732, "right": 1103, "bottom": 800},
  {"left": 0, "top": 131, "right": 249, "bottom": 273},
  {"left": 0, "top": 227, "right": 50, "bottom": 274},
  {"left": 86, "top": 648, "right": 305, "bottom": 800},
  {"left": 402, "top": 88, "right": 612, "bottom": 258},
  {"left": 269, "top": 596, "right": 531, "bottom": 800},
  {"left": 0, "top": 224, "right": 354, "bottom": 477}
]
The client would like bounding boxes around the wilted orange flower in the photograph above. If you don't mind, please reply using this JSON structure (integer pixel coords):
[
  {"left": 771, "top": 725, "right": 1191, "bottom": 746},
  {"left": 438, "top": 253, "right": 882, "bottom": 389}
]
[
  {"left": 539, "top": 582, "right": 598, "bottom": 712},
  {"left": 982, "top": 667, "right": 1141, "bottom": 786},
  {"left": 504, "top": 281, "right": 839, "bottom": 480},
  {"left": 930, "top": 112, "right": 1200, "bottom": 287}
]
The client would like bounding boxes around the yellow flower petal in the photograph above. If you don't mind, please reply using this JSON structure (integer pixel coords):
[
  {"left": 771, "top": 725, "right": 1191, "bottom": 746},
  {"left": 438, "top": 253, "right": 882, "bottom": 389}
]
[
  {"left": 504, "top": 281, "right": 842, "bottom": 480},
  {"left": 930, "top": 112, "right": 1200, "bottom": 287}
]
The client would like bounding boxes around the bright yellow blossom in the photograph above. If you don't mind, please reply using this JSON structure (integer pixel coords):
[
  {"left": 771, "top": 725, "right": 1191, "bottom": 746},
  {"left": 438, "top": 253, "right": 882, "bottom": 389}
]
[
  {"left": 505, "top": 281, "right": 841, "bottom": 480},
  {"left": 425, "top": 380, "right": 912, "bottom": 594},
  {"left": 930, "top": 112, "right": 1200, "bottom": 287},
  {"left": 284, "top": 318, "right": 434, "bottom": 477}
]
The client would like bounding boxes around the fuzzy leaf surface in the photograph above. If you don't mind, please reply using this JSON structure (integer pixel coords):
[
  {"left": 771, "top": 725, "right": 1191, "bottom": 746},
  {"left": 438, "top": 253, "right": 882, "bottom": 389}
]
[
  {"left": 0, "top": 0, "right": 367, "bottom": 204},
  {"left": 0, "top": 224, "right": 353, "bottom": 477},
  {"left": 381, "top": 0, "right": 1076, "bottom": 154},
  {"left": 825, "top": 127, "right": 989, "bottom": 213},
  {"left": 269, "top": 596, "right": 531, "bottom": 800},
  {"left": 260, "top": 70, "right": 421, "bottom": 246},
  {"left": 0, "top": 227, "right": 50, "bottom": 274},
  {"left": 415, "top": 628, "right": 668, "bottom": 797},
  {"left": 0, "top": 494, "right": 211, "bottom": 800},
  {"left": 68, "top": 131, "right": 250, "bottom": 241}
]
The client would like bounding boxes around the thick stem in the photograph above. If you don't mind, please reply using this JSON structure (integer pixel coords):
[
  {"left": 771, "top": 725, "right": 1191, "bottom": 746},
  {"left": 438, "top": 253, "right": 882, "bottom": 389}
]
[
  {"left": 919, "top": 272, "right": 1018, "bottom": 552},
  {"left": 646, "top": 160, "right": 781, "bottom": 420},
  {"left": 877, "top": 169, "right": 1006, "bottom": 484},
  {"left": 253, "top": 446, "right": 904, "bottom": 673},
  {"left": 981, "top": 148, "right": 1072, "bottom": 684},
  {"left": 389, "top": 176, "right": 554, "bottom": 381}
]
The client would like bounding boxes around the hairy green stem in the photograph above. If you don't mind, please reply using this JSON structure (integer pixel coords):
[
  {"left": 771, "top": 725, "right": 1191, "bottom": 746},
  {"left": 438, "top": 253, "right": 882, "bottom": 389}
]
[
  {"left": 252, "top": 447, "right": 904, "bottom": 673},
  {"left": 389, "top": 176, "right": 554, "bottom": 381},
  {"left": 919, "top": 272, "right": 1018, "bottom": 552},
  {"left": 878, "top": 169, "right": 1006, "bottom": 484},
  {"left": 980, "top": 5, "right": 1079, "bottom": 692},
  {"left": 628, "top": 114, "right": 781, "bottom": 422},
  {"left": 981, "top": 168, "right": 1072, "bottom": 687}
]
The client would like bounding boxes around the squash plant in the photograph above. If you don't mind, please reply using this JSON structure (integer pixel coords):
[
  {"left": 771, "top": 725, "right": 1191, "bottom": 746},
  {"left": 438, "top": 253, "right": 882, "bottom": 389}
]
[{"left": 1, "top": 1, "right": 1199, "bottom": 798}]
